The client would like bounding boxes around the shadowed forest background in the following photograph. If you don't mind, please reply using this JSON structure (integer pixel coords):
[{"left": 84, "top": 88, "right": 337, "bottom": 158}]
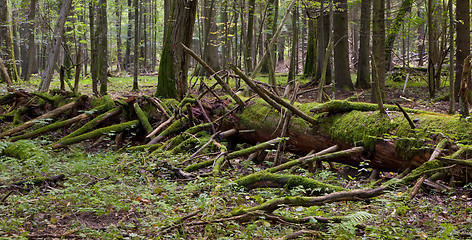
[{"left": 1, "top": 0, "right": 472, "bottom": 239}]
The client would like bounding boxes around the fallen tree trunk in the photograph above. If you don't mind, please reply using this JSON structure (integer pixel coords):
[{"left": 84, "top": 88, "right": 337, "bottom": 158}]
[{"left": 230, "top": 98, "right": 472, "bottom": 172}]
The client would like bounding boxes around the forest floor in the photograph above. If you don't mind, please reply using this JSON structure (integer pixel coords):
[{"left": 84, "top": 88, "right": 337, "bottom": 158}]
[{"left": 1, "top": 73, "right": 471, "bottom": 239}]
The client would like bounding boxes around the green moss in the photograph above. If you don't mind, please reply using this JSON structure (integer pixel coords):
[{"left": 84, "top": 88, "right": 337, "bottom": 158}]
[
  {"left": 384, "top": 159, "right": 444, "bottom": 188},
  {"left": 183, "top": 158, "right": 214, "bottom": 172},
  {"left": 57, "top": 107, "right": 121, "bottom": 143},
  {"left": 134, "top": 102, "right": 153, "bottom": 134},
  {"left": 2, "top": 140, "right": 50, "bottom": 164},
  {"left": 90, "top": 95, "right": 115, "bottom": 112},
  {"left": 328, "top": 111, "right": 400, "bottom": 151},
  {"left": 120, "top": 143, "right": 162, "bottom": 153},
  {"left": 234, "top": 172, "right": 345, "bottom": 194},
  {"left": 311, "top": 100, "right": 425, "bottom": 114},
  {"left": 168, "top": 133, "right": 210, "bottom": 155},
  {"left": 52, "top": 120, "right": 140, "bottom": 148},
  {"left": 238, "top": 98, "right": 472, "bottom": 162}
]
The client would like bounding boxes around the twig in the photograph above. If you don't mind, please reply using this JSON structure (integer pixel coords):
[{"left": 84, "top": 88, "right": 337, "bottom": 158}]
[
  {"left": 146, "top": 116, "right": 175, "bottom": 139},
  {"left": 410, "top": 139, "right": 448, "bottom": 198},
  {"left": 187, "top": 131, "right": 221, "bottom": 161},
  {"left": 0, "top": 191, "right": 13, "bottom": 203},
  {"left": 195, "top": 98, "right": 216, "bottom": 134},
  {"left": 394, "top": 102, "right": 416, "bottom": 129},
  {"left": 181, "top": 43, "right": 245, "bottom": 107}
]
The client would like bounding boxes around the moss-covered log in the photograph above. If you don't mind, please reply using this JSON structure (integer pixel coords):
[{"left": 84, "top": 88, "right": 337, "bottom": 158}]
[
  {"left": 55, "top": 107, "right": 122, "bottom": 143},
  {"left": 9, "top": 174, "right": 65, "bottom": 189},
  {"left": 9, "top": 100, "right": 115, "bottom": 142},
  {"left": 0, "top": 100, "right": 79, "bottom": 139},
  {"left": 51, "top": 120, "right": 140, "bottom": 149},
  {"left": 134, "top": 102, "right": 153, "bottom": 134},
  {"left": 233, "top": 98, "right": 472, "bottom": 172},
  {"left": 148, "top": 118, "right": 189, "bottom": 145},
  {"left": 309, "top": 100, "right": 425, "bottom": 114},
  {"left": 1, "top": 140, "right": 49, "bottom": 161},
  {"left": 230, "top": 187, "right": 386, "bottom": 215},
  {"left": 234, "top": 172, "right": 345, "bottom": 194}
]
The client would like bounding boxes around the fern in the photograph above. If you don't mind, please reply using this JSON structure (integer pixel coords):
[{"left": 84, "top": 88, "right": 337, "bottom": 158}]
[{"left": 345, "top": 211, "right": 375, "bottom": 223}]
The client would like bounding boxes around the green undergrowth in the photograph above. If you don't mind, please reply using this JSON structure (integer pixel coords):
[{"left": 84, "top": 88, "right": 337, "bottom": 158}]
[{"left": 1, "top": 140, "right": 470, "bottom": 239}]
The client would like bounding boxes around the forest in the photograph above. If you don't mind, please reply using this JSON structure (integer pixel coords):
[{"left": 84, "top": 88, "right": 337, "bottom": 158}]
[{"left": 1, "top": 0, "right": 472, "bottom": 239}]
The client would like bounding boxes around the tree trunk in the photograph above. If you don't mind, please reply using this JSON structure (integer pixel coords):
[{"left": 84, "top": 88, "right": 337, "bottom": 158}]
[
  {"left": 96, "top": 0, "right": 108, "bottom": 96},
  {"left": 356, "top": 0, "right": 371, "bottom": 89},
  {"left": 333, "top": 0, "right": 353, "bottom": 90},
  {"left": 38, "top": 0, "right": 73, "bottom": 91},
  {"left": 124, "top": 0, "right": 133, "bottom": 72},
  {"left": 231, "top": 99, "right": 470, "bottom": 173},
  {"left": 156, "top": 0, "right": 198, "bottom": 99},
  {"left": 198, "top": 0, "right": 220, "bottom": 76},
  {"left": 89, "top": 1, "right": 99, "bottom": 95},
  {"left": 22, "top": 0, "right": 38, "bottom": 82},
  {"left": 303, "top": 17, "right": 316, "bottom": 79},
  {"left": 288, "top": 5, "right": 298, "bottom": 82},
  {"left": 316, "top": 1, "right": 331, "bottom": 84},
  {"left": 384, "top": 0, "right": 412, "bottom": 71},
  {"left": 371, "top": 0, "right": 385, "bottom": 103},
  {"left": 261, "top": 0, "right": 278, "bottom": 74},
  {"left": 0, "top": 0, "right": 20, "bottom": 83},
  {"left": 116, "top": 0, "right": 123, "bottom": 73},
  {"left": 244, "top": 0, "right": 255, "bottom": 73},
  {"left": 417, "top": 10, "right": 425, "bottom": 67},
  {"left": 133, "top": 0, "right": 140, "bottom": 91},
  {"left": 455, "top": 0, "right": 470, "bottom": 102}
]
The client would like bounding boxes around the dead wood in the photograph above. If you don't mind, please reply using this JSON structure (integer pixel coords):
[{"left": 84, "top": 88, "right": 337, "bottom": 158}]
[
  {"left": 394, "top": 102, "right": 416, "bottom": 129},
  {"left": 230, "top": 65, "right": 283, "bottom": 112},
  {"left": 144, "top": 96, "right": 172, "bottom": 118},
  {"left": 134, "top": 102, "right": 153, "bottom": 134},
  {"left": 51, "top": 120, "right": 140, "bottom": 149},
  {"left": 266, "top": 146, "right": 362, "bottom": 174},
  {"left": 181, "top": 43, "right": 245, "bottom": 107},
  {"left": 410, "top": 139, "right": 448, "bottom": 198},
  {"left": 438, "top": 157, "right": 472, "bottom": 167},
  {"left": 230, "top": 186, "right": 386, "bottom": 215},
  {"left": 310, "top": 100, "right": 424, "bottom": 114},
  {"left": 53, "top": 106, "right": 122, "bottom": 144},
  {"left": 0, "top": 99, "right": 82, "bottom": 139},
  {"left": 0, "top": 55, "right": 12, "bottom": 85},
  {"left": 146, "top": 115, "right": 175, "bottom": 139},
  {"left": 231, "top": 65, "right": 318, "bottom": 125},
  {"left": 234, "top": 172, "right": 345, "bottom": 194},
  {"left": 8, "top": 174, "right": 66, "bottom": 189}
]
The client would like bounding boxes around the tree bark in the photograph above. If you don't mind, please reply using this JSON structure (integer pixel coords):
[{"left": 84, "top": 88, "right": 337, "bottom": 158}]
[
  {"left": 156, "top": 0, "right": 198, "bottom": 99},
  {"left": 333, "top": 0, "right": 353, "bottom": 90},
  {"left": 455, "top": 0, "right": 470, "bottom": 102},
  {"left": 316, "top": 1, "right": 331, "bottom": 84},
  {"left": 371, "top": 0, "right": 385, "bottom": 103},
  {"left": 124, "top": 0, "right": 133, "bottom": 72},
  {"left": 288, "top": 5, "right": 299, "bottom": 82},
  {"left": 303, "top": 17, "right": 316, "bottom": 79},
  {"left": 384, "top": 0, "right": 412, "bottom": 71},
  {"left": 198, "top": 0, "right": 220, "bottom": 76},
  {"left": 133, "top": 0, "right": 140, "bottom": 91},
  {"left": 0, "top": 0, "right": 20, "bottom": 83},
  {"left": 230, "top": 98, "right": 470, "bottom": 173},
  {"left": 21, "top": 0, "right": 38, "bottom": 82},
  {"left": 115, "top": 0, "right": 123, "bottom": 73},
  {"left": 356, "top": 0, "right": 371, "bottom": 89},
  {"left": 38, "top": 0, "right": 73, "bottom": 91},
  {"left": 244, "top": 0, "right": 255, "bottom": 73},
  {"left": 97, "top": 0, "right": 108, "bottom": 96}
]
